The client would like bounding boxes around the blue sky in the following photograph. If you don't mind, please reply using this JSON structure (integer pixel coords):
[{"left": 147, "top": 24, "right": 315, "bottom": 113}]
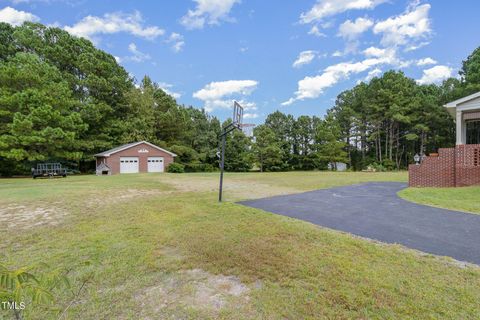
[{"left": 1, "top": 0, "right": 479, "bottom": 123}]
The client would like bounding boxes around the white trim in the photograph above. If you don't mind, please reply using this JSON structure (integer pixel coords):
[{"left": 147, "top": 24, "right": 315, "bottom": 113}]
[
  {"left": 98, "top": 141, "right": 177, "bottom": 157},
  {"left": 141, "top": 141, "right": 177, "bottom": 157},
  {"left": 444, "top": 92, "right": 480, "bottom": 145},
  {"left": 444, "top": 91, "right": 480, "bottom": 108},
  {"left": 456, "top": 111, "right": 464, "bottom": 145}
]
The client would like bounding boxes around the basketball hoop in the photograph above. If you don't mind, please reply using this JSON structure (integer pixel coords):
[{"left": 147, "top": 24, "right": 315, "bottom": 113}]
[
  {"left": 240, "top": 123, "right": 255, "bottom": 137},
  {"left": 218, "top": 101, "right": 245, "bottom": 202}
]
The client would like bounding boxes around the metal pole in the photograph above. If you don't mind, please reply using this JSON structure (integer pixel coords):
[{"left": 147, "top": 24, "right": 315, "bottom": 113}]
[{"left": 218, "top": 131, "right": 226, "bottom": 202}]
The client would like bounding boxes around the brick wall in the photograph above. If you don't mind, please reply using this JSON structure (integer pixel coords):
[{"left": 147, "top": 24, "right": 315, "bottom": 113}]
[
  {"left": 455, "top": 144, "right": 480, "bottom": 187},
  {"left": 98, "top": 142, "right": 175, "bottom": 174},
  {"left": 408, "top": 144, "right": 480, "bottom": 187},
  {"left": 409, "top": 148, "right": 455, "bottom": 187}
]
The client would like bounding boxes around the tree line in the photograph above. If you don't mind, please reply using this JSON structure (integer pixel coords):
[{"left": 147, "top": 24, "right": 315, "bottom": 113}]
[
  {"left": 0, "top": 22, "right": 479, "bottom": 175},
  {"left": 0, "top": 22, "right": 222, "bottom": 175},
  {"left": 226, "top": 47, "right": 480, "bottom": 172}
]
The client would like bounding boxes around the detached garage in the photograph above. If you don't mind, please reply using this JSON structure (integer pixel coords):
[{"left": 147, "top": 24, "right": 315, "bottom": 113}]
[{"left": 94, "top": 141, "right": 176, "bottom": 175}]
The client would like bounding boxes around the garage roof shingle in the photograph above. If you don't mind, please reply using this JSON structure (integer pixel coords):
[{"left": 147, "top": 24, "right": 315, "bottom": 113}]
[{"left": 94, "top": 141, "right": 177, "bottom": 157}]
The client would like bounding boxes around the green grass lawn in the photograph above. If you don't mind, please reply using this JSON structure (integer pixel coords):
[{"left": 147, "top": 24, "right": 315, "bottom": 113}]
[
  {"left": 1, "top": 171, "right": 480, "bottom": 319},
  {"left": 399, "top": 185, "right": 480, "bottom": 214}
]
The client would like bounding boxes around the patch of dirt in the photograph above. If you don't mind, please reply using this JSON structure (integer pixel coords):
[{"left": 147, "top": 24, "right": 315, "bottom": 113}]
[
  {"left": 87, "top": 188, "right": 170, "bottom": 208},
  {"left": 117, "top": 189, "right": 169, "bottom": 200},
  {"left": 161, "top": 177, "right": 218, "bottom": 193},
  {"left": 135, "top": 268, "right": 255, "bottom": 319},
  {"left": 161, "top": 176, "right": 296, "bottom": 201},
  {"left": 0, "top": 203, "right": 66, "bottom": 230},
  {"left": 0, "top": 189, "right": 168, "bottom": 231},
  {"left": 223, "top": 181, "right": 298, "bottom": 200},
  {"left": 155, "top": 246, "right": 185, "bottom": 262}
]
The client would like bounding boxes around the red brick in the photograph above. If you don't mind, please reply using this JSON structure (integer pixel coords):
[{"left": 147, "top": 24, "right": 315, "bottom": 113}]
[
  {"left": 95, "top": 142, "right": 174, "bottom": 174},
  {"left": 409, "top": 145, "right": 480, "bottom": 187}
]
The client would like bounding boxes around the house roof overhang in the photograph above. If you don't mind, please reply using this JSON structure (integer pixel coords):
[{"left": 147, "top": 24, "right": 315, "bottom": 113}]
[
  {"left": 94, "top": 141, "right": 177, "bottom": 157},
  {"left": 444, "top": 91, "right": 480, "bottom": 119}
]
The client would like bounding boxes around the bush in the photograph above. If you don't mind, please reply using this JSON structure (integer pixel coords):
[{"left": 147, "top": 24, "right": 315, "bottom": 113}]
[
  {"left": 366, "top": 162, "right": 386, "bottom": 172},
  {"left": 366, "top": 160, "right": 397, "bottom": 172},
  {"left": 382, "top": 159, "right": 396, "bottom": 171},
  {"left": 167, "top": 163, "right": 185, "bottom": 173},
  {"left": 184, "top": 163, "right": 216, "bottom": 172},
  {"left": 168, "top": 145, "right": 199, "bottom": 163}
]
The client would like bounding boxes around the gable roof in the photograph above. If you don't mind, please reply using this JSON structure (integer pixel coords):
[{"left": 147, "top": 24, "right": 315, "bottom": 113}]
[
  {"left": 94, "top": 141, "right": 177, "bottom": 157},
  {"left": 444, "top": 91, "right": 480, "bottom": 108}
]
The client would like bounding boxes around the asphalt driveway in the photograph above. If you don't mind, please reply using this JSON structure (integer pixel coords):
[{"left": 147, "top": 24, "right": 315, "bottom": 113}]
[{"left": 239, "top": 182, "right": 480, "bottom": 265}]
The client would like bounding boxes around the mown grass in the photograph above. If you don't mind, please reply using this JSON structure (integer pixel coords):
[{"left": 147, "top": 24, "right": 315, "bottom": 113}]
[
  {"left": 399, "top": 185, "right": 480, "bottom": 214},
  {"left": 1, "top": 172, "right": 480, "bottom": 319}
]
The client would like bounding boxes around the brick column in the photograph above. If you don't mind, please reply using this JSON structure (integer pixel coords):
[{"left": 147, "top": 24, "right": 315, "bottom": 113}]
[{"left": 455, "top": 144, "right": 480, "bottom": 187}]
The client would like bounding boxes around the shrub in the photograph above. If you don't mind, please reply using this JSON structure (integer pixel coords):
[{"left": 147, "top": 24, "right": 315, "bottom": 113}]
[
  {"left": 366, "top": 162, "right": 387, "bottom": 172},
  {"left": 167, "top": 163, "right": 185, "bottom": 173},
  {"left": 184, "top": 163, "right": 216, "bottom": 172},
  {"left": 168, "top": 145, "right": 199, "bottom": 163},
  {"left": 366, "top": 160, "right": 397, "bottom": 172},
  {"left": 382, "top": 159, "right": 396, "bottom": 171}
]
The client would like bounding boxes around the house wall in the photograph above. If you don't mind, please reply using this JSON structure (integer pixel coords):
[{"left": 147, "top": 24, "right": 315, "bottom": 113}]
[
  {"left": 408, "top": 144, "right": 480, "bottom": 187},
  {"left": 99, "top": 142, "right": 174, "bottom": 174}
]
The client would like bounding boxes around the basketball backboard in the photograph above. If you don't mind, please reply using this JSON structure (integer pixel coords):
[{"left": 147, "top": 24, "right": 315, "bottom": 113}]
[{"left": 233, "top": 101, "right": 244, "bottom": 129}]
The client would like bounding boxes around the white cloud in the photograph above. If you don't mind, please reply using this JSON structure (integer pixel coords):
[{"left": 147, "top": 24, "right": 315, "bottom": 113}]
[
  {"left": 238, "top": 100, "right": 259, "bottom": 120},
  {"left": 363, "top": 68, "right": 382, "bottom": 82},
  {"left": 180, "top": 0, "right": 240, "bottom": 30},
  {"left": 362, "top": 47, "right": 412, "bottom": 68},
  {"left": 282, "top": 74, "right": 338, "bottom": 105},
  {"left": 193, "top": 80, "right": 258, "bottom": 112},
  {"left": 293, "top": 50, "right": 316, "bottom": 68},
  {"left": 166, "top": 32, "right": 185, "bottom": 52},
  {"left": 300, "top": 0, "right": 386, "bottom": 24},
  {"left": 126, "top": 43, "right": 151, "bottom": 62},
  {"left": 404, "top": 41, "right": 429, "bottom": 52},
  {"left": 338, "top": 17, "right": 373, "bottom": 40},
  {"left": 236, "top": 100, "right": 257, "bottom": 111},
  {"left": 363, "top": 46, "right": 386, "bottom": 58},
  {"left": 416, "top": 57, "right": 437, "bottom": 66},
  {"left": 0, "top": 6, "right": 39, "bottom": 26},
  {"left": 243, "top": 113, "right": 259, "bottom": 119},
  {"left": 417, "top": 65, "right": 452, "bottom": 85},
  {"left": 283, "top": 54, "right": 397, "bottom": 105},
  {"left": 171, "top": 42, "right": 184, "bottom": 52},
  {"left": 308, "top": 25, "right": 326, "bottom": 37},
  {"left": 158, "top": 82, "right": 182, "bottom": 99},
  {"left": 373, "top": 3, "right": 431, "bottom": 47},
  {"left": 64, "top": 11, "right": 164, "bottom": 40},
  {"left": 332, "top": 50, "right": 343, "bottom": 57},
  {"left": 194, "top": 80, "right": 258, "bottom": 101}
]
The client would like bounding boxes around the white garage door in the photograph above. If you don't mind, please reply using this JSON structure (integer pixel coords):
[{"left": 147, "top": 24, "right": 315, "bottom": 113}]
[
  {"left": 148, "top": 157, "right": 164, "bottom": 172},
  {"left": 120, "top": 157, "right": 139, "bottom": 173}
]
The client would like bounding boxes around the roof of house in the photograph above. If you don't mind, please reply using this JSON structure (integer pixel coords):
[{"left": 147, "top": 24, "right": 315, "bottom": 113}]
[
  {"left": 94, "top": 141, "right": 177, "bottom": 157},
  {"left": 444, "top": 91, "right": 480, "bottom": 108},
  {"left": 444, "top": 91, "right": 480, "bottom": 118}
]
